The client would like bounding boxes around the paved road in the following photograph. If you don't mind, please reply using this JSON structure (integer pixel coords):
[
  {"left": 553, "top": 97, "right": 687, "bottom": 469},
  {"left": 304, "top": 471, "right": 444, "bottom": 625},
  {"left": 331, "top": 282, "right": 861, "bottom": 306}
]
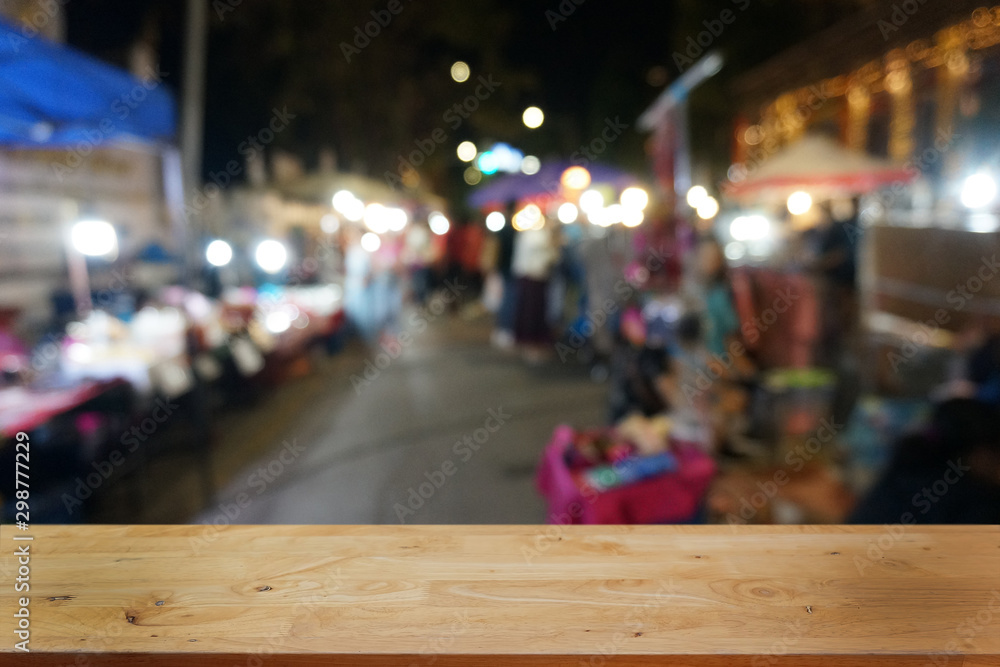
[{"left": 189, "top": 313, "right": 606, "bottom": 525}]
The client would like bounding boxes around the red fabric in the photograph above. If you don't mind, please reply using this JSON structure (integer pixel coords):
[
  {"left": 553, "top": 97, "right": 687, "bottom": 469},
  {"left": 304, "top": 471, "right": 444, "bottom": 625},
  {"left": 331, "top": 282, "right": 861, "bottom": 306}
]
[
  {"left": 460, "top": 225, "right": 484, "bottom": 272},
  {"left": 0, "top": 379, "right": 124, "bottom": 437},
  {"left": 734, "top": 268, "right": 819, "bottom": 368},
  {"left": 537, "top": 426, "right": 715, "bottom": 524}
]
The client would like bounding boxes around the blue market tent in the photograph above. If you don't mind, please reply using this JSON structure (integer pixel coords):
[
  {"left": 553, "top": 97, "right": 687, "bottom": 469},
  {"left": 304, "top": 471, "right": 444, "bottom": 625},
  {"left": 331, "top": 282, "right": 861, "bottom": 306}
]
[{"left": 0, "top": 19, "right": 175, "bottom": 146}]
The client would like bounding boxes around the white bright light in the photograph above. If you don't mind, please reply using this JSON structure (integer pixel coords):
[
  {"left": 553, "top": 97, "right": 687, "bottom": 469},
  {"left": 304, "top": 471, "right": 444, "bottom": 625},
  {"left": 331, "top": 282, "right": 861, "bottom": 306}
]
[
  {"left": 606, "top": 204, "right": 625, "bottom": 224},
  {"left": 620, "top": 187, "right": 650, "bottom": 211},
  {"left": 360, "top": 232, "right": 381, "bottom": 252},
  {"left": 66, "top": 342, "right": 93, "bottom": 363},
  {"left": 450, "top": 61, "right": 470, "bottom": 83},
  {"left": 255, "top": 240, "right": 288, "bottom": 274},
  {"left": 686, "top": 185, "right": 708, "bottom": 209},
  {"left": 486, "top": 211, "right": 506, "bottom": 232},
  {"left": 623, "top": 208, "right": 644, "bottom": 227},
  {"left": 730, "top": 215, "right": 771, "bottom": 241},
  {"left": 364, "top": 203, "right": 390, "bottom": 234},
  {"left": 579, "top": 189, "right": 604, "bottom": 213},
  {"left": 557, "top": 202, "right": 579, "bottom": 224},
  {"left": 332, "top": 190, "right": 355, "bottom": 211},
  {"left": 457, "top": 141, "right": 478, "bottom": 162},
  {"left": 265, "top": 311, "right": 292, "bottom": 334},
  {"left": 386, "top": 207, "right": 408, "bottom": 232},
  {"left": 787, "top": 190, "right": 813, "bottom": 216},
  {"left": 429, "top": 212, "right": 451, "bottom": 236},
  {"left": 696, "top": 196, "right": 720, "bottom": 220},
  {"left": 961, "top": 173, "right": 998, "bottom": 209},
  {"left": 520, "top": 155, "right": 541, "bottom": 175},
  {"left": 333, "top": 190, "right": 365, "bottom": 222},
  {"left": 205, "top": 239, "right": 233, "bottom": 267},
  {"left": 70, "top": 219, "right": 117, "bottom": 256},
  {"left": 343, "top": 198, "right": 364, "bottom": 222},
  {"left": 522, "top": 106, "right": 544, "bottom": 129}
]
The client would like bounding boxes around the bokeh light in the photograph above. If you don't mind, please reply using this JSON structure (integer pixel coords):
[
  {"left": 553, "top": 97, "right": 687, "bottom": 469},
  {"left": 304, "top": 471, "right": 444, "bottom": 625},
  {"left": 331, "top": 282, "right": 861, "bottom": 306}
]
[
  {"left": 429, "top": 212, "right": 451, "bottom": 236},
  {"left": 450, "top": 61, "right": 470, "bottom": 83},
  {"left": 522, "top": 106, "right": 544, "bottom": 129},
  {"left": 560, "top": 166, "right": 591, "bottom": 190},
  {"left": 557, "top": 202, "right": 579, "bottom": 224},
  {"left": 457, "top": 141, "right": 477, "bottom": 162},
  {"left": 255, "top": 240, "right": 288, "bottom": 274},
  {"left": 696, "top": 196, "right": 719, "bottom": 220},
  {"left": 786, "top": 191, "right": 813, "bottom": 215},
  {"left": 205, "top": 239, "right": 233, "bottom": 267},
  {"left": 486, "top": 211, "right": 505, "bottom": 231},
  {"left": 686, "top": 185, "right": 708, "bottom": 208},
  {"left": 70, "top": 219, "right": 117, "bottom": 256},
  {"left": 360, "top": 232, "right": 381, "bottom": 252},
  {"left": 620, "top": 187, "right": 649, "bottom": 211}
]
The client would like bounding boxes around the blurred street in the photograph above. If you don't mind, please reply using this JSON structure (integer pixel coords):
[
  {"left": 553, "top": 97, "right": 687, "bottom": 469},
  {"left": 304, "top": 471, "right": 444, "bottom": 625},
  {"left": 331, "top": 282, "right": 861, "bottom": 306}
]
[{"left": 93, "top": 312, "right": 605, "bottom": 524}]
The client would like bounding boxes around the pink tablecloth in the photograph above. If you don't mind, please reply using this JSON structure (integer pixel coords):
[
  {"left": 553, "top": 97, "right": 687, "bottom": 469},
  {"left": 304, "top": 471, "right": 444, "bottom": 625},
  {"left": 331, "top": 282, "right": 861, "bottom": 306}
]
[
  {"left": 0, "top": 380, "right": 119, "bottom": 438},
  {"left": 537, "top": 425, "right": 716, "bottom": 524}
]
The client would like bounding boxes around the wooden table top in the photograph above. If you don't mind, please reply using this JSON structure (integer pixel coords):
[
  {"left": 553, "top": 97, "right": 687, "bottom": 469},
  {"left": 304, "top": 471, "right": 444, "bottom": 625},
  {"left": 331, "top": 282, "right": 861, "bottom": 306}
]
[{"left": 2, "top": 524, "right": 999, "bottom": 666}]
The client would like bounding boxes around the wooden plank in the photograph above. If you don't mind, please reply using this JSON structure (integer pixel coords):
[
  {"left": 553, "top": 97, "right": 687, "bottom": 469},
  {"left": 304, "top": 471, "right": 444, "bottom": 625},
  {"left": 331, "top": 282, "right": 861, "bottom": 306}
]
[{"left": 1, "top": 525, "right": 999, "bottom": 666}]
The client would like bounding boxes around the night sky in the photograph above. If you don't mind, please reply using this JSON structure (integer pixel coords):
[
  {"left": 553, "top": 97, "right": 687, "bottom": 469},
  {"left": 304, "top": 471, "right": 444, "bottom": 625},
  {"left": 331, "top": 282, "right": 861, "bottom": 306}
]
[{"left": 62, "top": 0, "right": 864, "bottom": 202}]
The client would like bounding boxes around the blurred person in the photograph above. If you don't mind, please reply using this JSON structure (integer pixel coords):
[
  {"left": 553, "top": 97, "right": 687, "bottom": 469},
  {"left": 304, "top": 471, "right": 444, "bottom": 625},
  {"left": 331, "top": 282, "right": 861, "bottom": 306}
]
[
  {"left": 631, "top": 205, "right": 682, "bottom": 292},
  {"left": 657, "top": 312, "right": 714, "bottom": 451},
  {"left": 578, "top": 225, "right": 629, "bottom": 366},
  {"left": 460, "top": 218, "right": 485, "bottom": 300},
  {"left": 491, "top": 202, "right": 519, "bottom": 349},
  {"left": 444, "top": 220, "right": 465, "bottom": 313},
  {"left": 371, "top": 231, "right": 404, "bottom": 345},
  {"left": 697, "top": 236, "right": 741, "bottom": 361},
  {"left": 936, "top": 328, "right": 1000, "bottom": 408},
  {"left": 342, "top": 225, "right": 377, "bottom": 343},
  {"left": 850, "top": 398, "right": 1000, "bottom": 524},
  {"left": 608, "top": 306, "right": 669, "bottom": 423},
  {"left": 479, "top": 223, "right": 503, "bottom": 314},
  {"left": 403, "top": 220, "right": 433, "bottom": 305},
  {"left": 512, "top": 221, "right": 558, "bottom": 362},
  {"left": 812, "top": 199, "right": 860, "bottom": 366}
]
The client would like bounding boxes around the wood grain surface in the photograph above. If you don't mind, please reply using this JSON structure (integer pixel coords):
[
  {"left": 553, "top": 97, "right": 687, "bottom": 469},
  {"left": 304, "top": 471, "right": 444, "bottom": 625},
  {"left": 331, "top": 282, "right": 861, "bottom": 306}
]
[{"left": 1, "top": 524, "right": 998, "bottom": 666}]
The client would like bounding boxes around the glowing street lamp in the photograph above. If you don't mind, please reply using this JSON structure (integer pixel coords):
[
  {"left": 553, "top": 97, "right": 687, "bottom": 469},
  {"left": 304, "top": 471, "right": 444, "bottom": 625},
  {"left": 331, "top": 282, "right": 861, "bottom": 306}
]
[
  {"left": 255, "top": 240, "right": 288, "bottom": 274},
  {"left": 71, "top": 219, "right": 117, "bottom": 257},
  {"left": 205, "top": 239, "right": 233, "bottom": 267},
  {"left": 522, "top": 106, "right": 544, "bottom": 129},
  {"left": 456, "top": 141, "right": 477, "bottom": 162},
  {"left": 961, "top": 172, "right": 998, "bottom": 209},
  {"left": 560, "top": 166, "right": 591, "bottom": 191},
  {"left": 696, "top": 196, "right": 719, "bottom": 220},
  {"left": 450, "top": 61, "right": 470, "bottom": 83},
  {"left": 786, "top": 191, "right": 813, "bottom": 215},
  {"left": 557, "top": 202, "right": 579, "bottom": 224},
  {"left": 686, "top": 185, "right": 708, "bottom": 209},
  {"left": 67, "top": 218, "right": 117, "bottom": 316},
  {"left": 620, "top": 187, "right": 650, "bottom": 211},
  {"left": 485, "top": 211, "right": 505, "bottom": 232},
  {"left": 429, "top": 212, "right": 451, "bottom": 236}
]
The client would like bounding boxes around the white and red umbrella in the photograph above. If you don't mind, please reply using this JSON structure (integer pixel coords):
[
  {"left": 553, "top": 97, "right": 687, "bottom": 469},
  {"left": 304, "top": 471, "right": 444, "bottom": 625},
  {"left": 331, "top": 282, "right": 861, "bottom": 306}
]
[{"left": 725, "top": 134, "right": 915, "bottom": 202}]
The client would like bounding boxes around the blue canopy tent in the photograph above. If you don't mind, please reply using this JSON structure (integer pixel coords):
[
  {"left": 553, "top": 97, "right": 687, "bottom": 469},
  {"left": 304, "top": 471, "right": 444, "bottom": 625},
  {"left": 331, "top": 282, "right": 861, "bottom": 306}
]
[
  {"left": 0, "top": 19, "right": 175, "bottom": 146},
  {"left": 0, "top": 20, "right": 187, "bottom": 308}
]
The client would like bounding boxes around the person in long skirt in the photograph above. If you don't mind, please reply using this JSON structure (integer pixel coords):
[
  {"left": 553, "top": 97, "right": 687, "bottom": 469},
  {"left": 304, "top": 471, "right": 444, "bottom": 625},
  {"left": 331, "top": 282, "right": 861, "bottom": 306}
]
[{"left": 512, "top": 223, "right": 557, "bottom": 362}]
